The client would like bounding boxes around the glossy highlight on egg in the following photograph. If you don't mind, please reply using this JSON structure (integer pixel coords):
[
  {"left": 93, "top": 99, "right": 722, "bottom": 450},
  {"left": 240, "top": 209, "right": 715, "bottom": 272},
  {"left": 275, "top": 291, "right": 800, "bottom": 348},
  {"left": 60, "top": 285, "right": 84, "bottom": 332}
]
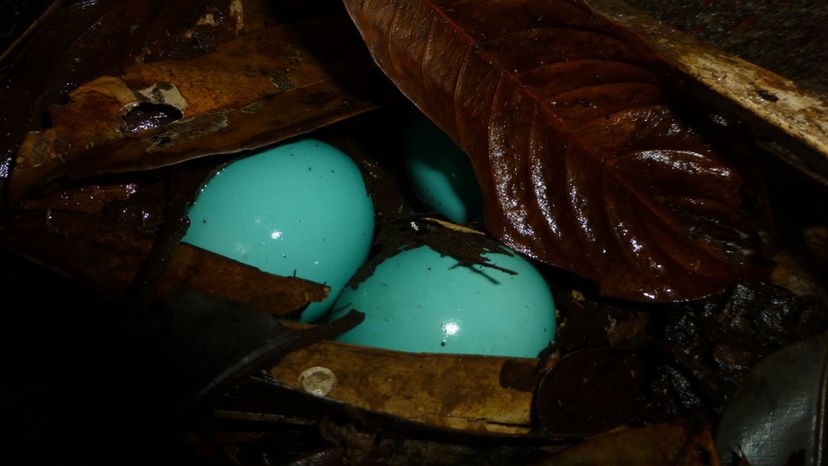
[
  {"left": 182, "top": 139, "right": 375, "bottom": 322},
  {"left": 331, "top": 245, "right": 556, "bottom": 358}
]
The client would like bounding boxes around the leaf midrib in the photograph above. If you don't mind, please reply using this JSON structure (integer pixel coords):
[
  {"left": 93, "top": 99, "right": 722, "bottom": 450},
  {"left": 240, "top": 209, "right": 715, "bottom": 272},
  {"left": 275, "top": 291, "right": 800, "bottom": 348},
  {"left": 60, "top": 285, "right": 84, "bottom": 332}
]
[{"left": 416, "top": 0, "right": 707, "bottom": 269}]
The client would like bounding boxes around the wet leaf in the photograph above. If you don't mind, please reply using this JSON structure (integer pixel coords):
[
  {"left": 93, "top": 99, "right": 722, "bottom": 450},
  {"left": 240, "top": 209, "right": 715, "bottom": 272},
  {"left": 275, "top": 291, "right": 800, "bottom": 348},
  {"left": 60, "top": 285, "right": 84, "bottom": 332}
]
[
  {"left": 1, "top": 0, "right": 230, "bottom": 194},
  {"left": 2, "top": 0, "right": 386, "bottom": 203},
  {"left": 590, "top": 0, "right": 828, "bottom": 184},
  {"left": 0, "top": 0, "right": 389, "bottom": 316},
  {"left": 656, "top": 281, "right": 828, "bottom": 413},
  {"left": 342, "top": 0, "right": 766, "bottom": 302}
]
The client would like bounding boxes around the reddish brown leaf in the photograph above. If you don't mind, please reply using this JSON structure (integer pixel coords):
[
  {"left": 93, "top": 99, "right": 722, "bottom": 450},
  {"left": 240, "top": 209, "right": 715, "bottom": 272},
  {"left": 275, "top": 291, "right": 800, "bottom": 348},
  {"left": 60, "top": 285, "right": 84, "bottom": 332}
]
[
  {"left": 158, "top": 244, "right": 329, "bottom": 316},
  {"left": 589, "top": 0, "right": 828, "bottom": 185},
  {"left": 3, "top": 0, "right": 385, "bottom": 203},
  {"left": 0, "top": 0, "right": 240, "bottom": 195},
  {"left": 342, "top": 0, "right": 764, "bottom": 302}
]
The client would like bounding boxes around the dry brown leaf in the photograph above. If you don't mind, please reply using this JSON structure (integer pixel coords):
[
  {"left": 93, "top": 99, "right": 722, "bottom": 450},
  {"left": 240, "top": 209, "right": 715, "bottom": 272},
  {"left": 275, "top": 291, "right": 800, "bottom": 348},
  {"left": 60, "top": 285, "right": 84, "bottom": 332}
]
[{"left": 269, "top": 340, "right": 539, "bottom": 433}]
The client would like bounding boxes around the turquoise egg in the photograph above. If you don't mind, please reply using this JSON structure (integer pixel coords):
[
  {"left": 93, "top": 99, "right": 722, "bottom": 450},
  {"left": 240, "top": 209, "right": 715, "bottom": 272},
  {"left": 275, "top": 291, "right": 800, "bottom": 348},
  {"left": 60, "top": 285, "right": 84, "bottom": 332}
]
[
  {"left": 331, "top": 245, "right": 556, "bottom": 358},
  {"left": 182, "top": 139, "right": 375, "bottom": 322},
  {"left": 404, "top": 113, "right": 483, "bottom": 224}
]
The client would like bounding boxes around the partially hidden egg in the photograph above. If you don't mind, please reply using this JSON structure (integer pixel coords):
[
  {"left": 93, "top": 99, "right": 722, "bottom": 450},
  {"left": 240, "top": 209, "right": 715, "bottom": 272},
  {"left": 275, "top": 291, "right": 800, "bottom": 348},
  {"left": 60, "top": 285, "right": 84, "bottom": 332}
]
[
  {"left": 183, "top": 139, "right": 375, "bottom": 322},
  {"left": 331, "top": 245, "right": 556, "bottom": 358},
  {"left": 404, "top": 113, "right": 483, "bottom": 225}
]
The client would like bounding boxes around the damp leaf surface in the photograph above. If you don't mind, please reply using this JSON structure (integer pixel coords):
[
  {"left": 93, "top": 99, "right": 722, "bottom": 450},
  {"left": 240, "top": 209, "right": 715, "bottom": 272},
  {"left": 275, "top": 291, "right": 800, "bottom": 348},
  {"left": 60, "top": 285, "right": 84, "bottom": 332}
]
[
  {"left": 342, "top": 0, "right": 764, "bottom": 302},
  {"left": 2, "top": 0, "right": 386, "bottom": 202}
]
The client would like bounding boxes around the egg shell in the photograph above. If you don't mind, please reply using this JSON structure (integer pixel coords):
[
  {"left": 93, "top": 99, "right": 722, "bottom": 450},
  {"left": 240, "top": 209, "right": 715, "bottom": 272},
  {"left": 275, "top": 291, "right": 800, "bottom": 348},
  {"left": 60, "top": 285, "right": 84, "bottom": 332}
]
[
  {"left": 404, "top": 113, "right": 483, "bottom": 224},
  {"left": 331, "top": 245, "right": 556, "bottom": 358},
  {"left": 183, "top": 139, "right": 375, "bottom": 322}
]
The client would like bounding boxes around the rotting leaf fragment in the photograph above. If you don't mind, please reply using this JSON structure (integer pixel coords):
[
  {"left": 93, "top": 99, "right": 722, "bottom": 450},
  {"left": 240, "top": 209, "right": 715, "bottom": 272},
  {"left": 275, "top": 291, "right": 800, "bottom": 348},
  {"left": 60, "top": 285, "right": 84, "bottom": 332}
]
[{"left": 3, "top": 2, "right": 386, "bottom": 204}]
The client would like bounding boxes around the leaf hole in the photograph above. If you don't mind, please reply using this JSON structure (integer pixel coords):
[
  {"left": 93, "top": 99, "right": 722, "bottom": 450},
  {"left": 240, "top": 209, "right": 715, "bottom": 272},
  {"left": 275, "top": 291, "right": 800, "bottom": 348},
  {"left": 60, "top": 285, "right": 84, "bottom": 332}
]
[
  {"left": 122, "top": 102, "right": 183, "bottom": 136},
  {"left": 755, "top": 88, "right": 779, "bottom": 102}
]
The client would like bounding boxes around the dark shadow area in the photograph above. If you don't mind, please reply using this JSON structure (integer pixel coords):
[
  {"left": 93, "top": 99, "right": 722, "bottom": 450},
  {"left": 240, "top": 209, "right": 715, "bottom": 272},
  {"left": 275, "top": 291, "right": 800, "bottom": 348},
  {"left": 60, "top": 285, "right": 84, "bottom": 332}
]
[{"left": 0, "top": 248, "right": 203, "bottom": 465}]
